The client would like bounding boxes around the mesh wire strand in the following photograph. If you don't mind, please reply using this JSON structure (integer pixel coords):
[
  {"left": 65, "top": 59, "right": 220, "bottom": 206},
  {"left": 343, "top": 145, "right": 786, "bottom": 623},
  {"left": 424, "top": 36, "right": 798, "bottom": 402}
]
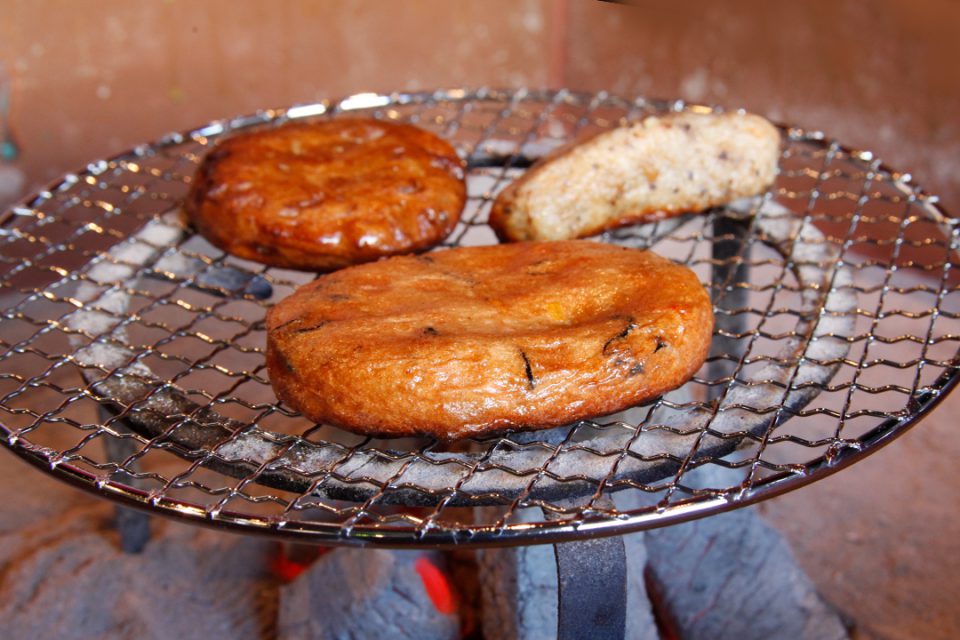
[{"left": 0, "top": 89, "right": 958, "bottom": 546}]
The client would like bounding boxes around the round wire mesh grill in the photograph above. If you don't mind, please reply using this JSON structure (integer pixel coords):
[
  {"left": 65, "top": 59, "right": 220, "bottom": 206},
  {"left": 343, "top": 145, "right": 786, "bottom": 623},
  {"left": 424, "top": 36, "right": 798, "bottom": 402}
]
[{"left": 1, "top": 89, "right": 958, "bottom": 547}]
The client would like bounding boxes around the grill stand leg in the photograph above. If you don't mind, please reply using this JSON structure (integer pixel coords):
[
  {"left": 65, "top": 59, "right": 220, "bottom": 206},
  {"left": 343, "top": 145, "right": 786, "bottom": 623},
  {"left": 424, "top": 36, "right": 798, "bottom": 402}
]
[
  {"left": 710, "top": 211, "right": 751, "bottom": 398},
  {"left": 549, "top": 497, "right": 627, "bottom": 640},
  {"left": 99, "top": 407, "right": 152, "bottom": 554},
  {"left": 552, "top": 535, "right": 627, "bottom": 640}
]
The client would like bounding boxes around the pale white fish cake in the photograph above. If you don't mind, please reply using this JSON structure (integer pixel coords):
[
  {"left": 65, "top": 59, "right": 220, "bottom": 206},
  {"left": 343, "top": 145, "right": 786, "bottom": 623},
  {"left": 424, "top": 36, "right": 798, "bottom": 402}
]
[{"left": 490, "top": 112, "right": 780, "bottom": 241}]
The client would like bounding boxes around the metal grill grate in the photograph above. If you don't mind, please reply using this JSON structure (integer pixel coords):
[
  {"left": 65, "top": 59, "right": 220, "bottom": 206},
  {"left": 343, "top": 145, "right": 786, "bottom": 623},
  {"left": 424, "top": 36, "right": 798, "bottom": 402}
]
[{"left": 1, "top": 89, "right": 958, "bottom": 546}]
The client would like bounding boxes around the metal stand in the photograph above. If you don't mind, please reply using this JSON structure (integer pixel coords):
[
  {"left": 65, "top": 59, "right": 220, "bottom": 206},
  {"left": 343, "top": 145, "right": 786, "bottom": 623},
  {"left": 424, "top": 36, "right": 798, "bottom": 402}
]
[
  {"left": 99, "top": 407, "right": 151, "bottom": 554},
  {"left": 549, "top": 498, "right": 627, "bottom": 640},
  {"left": 552, "top": 535, "right": 627, "bottom": 640},
  {"left": 709, "top": 212, "right": 751, "bottom": 397}
]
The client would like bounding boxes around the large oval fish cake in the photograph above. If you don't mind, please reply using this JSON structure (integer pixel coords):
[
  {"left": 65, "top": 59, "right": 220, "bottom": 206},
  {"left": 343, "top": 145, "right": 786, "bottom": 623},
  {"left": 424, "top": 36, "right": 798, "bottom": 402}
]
[
  {"left": 186, "top": 118, "right": 466, "bottom": 271},
  {"left": 490, "top": 112, "right": 779, "bottom": 241},
  {"left": 266, "top": 241, "right": 714, "bottom": 440}
]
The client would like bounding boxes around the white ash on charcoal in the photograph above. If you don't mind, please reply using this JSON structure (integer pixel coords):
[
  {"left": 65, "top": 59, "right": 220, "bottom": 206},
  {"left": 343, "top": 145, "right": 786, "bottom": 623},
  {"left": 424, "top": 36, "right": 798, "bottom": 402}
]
[
  {"left": 0, "top": 491, "right": 278, "bottom": 639},
  {"left": 277, "top": 548, "right": 459, "bottom": 640},
  {"left": 621, "top": 465, "right": 850, "bottom": 640},
  {"left": 478, "top": 540, "right": 556, "bottom": 640},
  {"left": 642, "top": 507, "right": 849, "bottom": 640}
]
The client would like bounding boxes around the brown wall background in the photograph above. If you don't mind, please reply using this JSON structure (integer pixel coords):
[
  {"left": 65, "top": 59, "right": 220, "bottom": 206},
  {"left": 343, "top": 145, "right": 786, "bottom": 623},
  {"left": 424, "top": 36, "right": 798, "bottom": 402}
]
[{"left": 1, "top": 0, "right": 958, "bottom": 212}]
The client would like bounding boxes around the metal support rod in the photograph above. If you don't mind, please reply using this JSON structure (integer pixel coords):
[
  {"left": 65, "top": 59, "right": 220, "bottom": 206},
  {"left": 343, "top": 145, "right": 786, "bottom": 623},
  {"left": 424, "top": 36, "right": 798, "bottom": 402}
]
[
  {"left": 99, "top": 407, "right": 152, "bottom": 554},
  {"left": 709, "top": 211, "right": 752, "bottom": 400},
  {"left": 549, "top": 498, "right": 627, "bottom": 640}
]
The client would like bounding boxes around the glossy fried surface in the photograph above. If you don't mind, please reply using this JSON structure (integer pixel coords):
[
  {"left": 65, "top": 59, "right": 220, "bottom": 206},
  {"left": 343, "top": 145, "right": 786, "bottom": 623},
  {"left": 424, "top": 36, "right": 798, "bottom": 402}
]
[
  {"left": 490, "top": 112, "right": 780, "bottom": 241},
  {"left": 266, "top": 241, "right": 714, "bottom": 440},
  {"left": 186, "top": 118, "right": 466, "bottom": 271}
]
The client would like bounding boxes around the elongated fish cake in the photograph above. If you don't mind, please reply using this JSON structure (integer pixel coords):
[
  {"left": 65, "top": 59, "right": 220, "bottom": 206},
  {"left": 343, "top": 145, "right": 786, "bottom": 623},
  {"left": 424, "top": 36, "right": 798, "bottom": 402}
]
[
  {"left": 266, "top": 241, "right": 713, "bottom": 440},
  {"left": 490, "top": 112, "right": 780, "bottom": 241},
  {"left": 186, "top": 118, "right": 466, "bottom": 271}
]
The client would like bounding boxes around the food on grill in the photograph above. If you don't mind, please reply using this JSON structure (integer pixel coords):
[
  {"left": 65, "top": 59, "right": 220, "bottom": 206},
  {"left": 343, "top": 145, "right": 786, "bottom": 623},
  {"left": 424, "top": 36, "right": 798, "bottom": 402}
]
[
  {"left": 185, "top": 118, "right": 466, "bottom": 271},
  {"left": 266, "top": 240, "right": 713, "bottom": 440},
  {"left": 489, "top": 112, "right": 780, "bottom": 241}
]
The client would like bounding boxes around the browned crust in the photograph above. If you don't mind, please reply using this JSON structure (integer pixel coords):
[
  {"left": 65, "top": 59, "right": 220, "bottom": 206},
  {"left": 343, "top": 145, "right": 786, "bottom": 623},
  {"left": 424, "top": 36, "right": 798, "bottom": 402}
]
[
  {"left": 266, "top": 241, "right": 714, "bottom": 440},
  {"left": 185, "top": 118, "right": 466, "bottom": 271},
  {"left": 488, "top": 177, "right": 530, "bottom": 242}
]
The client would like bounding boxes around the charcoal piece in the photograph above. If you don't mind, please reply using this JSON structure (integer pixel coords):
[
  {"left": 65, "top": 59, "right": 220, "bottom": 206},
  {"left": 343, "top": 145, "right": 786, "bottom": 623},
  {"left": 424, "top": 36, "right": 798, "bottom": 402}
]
[
  {"left": 195, "top": 265, "right": 273, "bottom": 299},
  {"left": 478, "top": 531, "right": 657, "bottom": 640},
  {"left": 0, "top": 504, "right": 277, "bottom": 640},
  {"left": 112, "top": 505, "right": 151, "bottom": 554},
  {"left": 644, "top": 507, "right": 849, "bottom": 640},
  {"left": 277, "top": 548, "right": 458, "bottom": 640},
  {"left": 478, "top": 541, "right": 555, "bottom": 639},
  {"left": 150, "top": 250, "right": 273, "bottom": 299}
]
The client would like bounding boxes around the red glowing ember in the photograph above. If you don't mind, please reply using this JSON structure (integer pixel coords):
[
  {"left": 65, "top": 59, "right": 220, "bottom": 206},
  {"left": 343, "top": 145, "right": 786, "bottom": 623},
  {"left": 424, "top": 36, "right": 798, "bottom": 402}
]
[{"left": 415, "top": 556, "right": 457, "bottom": 615}]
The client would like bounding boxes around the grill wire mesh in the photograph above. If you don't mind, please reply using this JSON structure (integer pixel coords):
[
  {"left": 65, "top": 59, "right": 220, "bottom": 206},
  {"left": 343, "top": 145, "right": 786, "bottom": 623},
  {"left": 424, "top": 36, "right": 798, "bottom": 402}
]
[{"left": 1, "top": 89, "right": 958, "bottom": 547}]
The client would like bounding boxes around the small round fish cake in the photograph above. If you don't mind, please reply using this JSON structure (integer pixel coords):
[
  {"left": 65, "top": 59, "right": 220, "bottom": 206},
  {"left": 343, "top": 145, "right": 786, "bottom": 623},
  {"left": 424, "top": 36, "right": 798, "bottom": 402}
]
[
  {"left": 490, "top": 112, "right": 780, "bottom": 242},
  {"left": 185, "top": 118, "right": 466, "bottom": 271},
  {"left": 266, "top": 241, "right": 714, "bottom": 440}
]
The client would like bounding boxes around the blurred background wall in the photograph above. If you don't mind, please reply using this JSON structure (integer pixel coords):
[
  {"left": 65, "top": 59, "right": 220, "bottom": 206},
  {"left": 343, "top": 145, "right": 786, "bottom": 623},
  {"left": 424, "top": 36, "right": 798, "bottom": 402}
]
[{"left": 1, "top": 0, "right": 958, "bottom": 212}]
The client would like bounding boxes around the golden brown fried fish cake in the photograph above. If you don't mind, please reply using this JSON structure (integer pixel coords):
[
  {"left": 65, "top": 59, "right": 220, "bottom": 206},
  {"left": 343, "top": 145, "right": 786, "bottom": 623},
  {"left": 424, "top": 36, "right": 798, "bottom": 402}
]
[
  {"left": 185, "top": 118, "right": 466, "bottom": 271},
  {"left": 490, "top": 112, "right": 780, "bottom": 241},
  {"left": 266, "top": 241, "right": 713, "bottom": 440}
]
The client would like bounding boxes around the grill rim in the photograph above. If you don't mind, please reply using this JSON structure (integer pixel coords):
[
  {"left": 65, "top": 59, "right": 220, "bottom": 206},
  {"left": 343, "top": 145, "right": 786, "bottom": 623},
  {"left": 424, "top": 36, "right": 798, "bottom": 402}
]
[
  {"left": 7, "top": 378, "right": 954, "bottom": 550},
  {"left": 1, "top": 87, "right": 958, "bottom": 547}
]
